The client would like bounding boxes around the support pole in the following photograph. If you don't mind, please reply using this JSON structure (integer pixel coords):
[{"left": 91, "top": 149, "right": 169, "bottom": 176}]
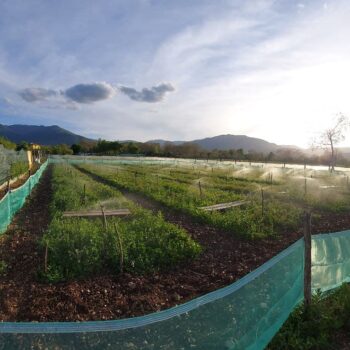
[
  {"left": 100, "top": 205, "right": 107, "bottom": 230},
  {"left": 304, "top": 211, "right": 312, "bottom": 308}
]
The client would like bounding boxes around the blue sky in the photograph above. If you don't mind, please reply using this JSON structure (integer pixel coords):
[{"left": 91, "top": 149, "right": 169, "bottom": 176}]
[{"left": 0, "top": 0, "right": 350, "bottom": 146}]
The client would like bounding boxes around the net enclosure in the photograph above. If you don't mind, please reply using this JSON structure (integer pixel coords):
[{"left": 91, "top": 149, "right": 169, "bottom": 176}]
[
  {"left": 1, "top": 157, "right": 350, "bottom": 349},
  {"left": 1, "top": 231, "right": 350, "bottom": 350},
  {"left": 0, "top": 161, "right": 48, "bottom": 234}
]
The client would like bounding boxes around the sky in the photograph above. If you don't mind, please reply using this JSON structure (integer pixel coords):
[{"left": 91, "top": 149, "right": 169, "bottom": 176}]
[{"left": 0, "top": 0, "right": 350, "bottom": 147}]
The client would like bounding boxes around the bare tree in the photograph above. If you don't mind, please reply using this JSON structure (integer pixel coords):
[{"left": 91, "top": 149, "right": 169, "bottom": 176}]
[{"left": 313, "top": 113, "right": 349, "bottom": 172}]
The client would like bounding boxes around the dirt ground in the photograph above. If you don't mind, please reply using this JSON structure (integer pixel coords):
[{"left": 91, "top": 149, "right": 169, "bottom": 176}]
[{"left": 1, "top": 164, "right": 350, "bottom": 325}]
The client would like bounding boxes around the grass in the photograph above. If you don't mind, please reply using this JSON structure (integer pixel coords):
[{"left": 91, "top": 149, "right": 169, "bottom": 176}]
[
  {"left": 10, "top": 161, "right": 29, "bottom": 179},
  {"left": 41, "top": 164, "right": 201, "bottom": 282},
  {"left": 77, "top": 163, "right": 303, "bottom": 238},
  {"left": 268, "top": 284, "right": 350, "bottom": 349}
]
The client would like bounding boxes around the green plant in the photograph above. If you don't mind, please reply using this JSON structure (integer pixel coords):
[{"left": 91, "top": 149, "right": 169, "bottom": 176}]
[
  {"left": 10, "top": 161, "right": 29, "bottom": 178},
  {"left": 41, "top": 164, "right": 201, "bottom": 282},
  {"left": 0, "top": 260, "right": 7, "bottom": 275},
  {"left": 269, "top": 284, "right": 350, "bottom": 349}
]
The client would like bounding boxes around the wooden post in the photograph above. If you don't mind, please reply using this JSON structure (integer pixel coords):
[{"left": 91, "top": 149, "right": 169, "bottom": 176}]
[
  {"left": 347, "top": 176, "right": 349, "bottom": 188},
  {"left": 100, "top": 205, "right": 107, "bottom": 230},
  {"left": 44, "top": 243, "right": 48, "bottom": 274},
  {"left": 198, "top": 181, "right": 203, "bottom": 198},
  {"left": 114, "top": 223, "right": 124, "bottom": 274},
  {"left": 304, "top": 211, "right": 312, "bottom": 307},
  {"left": 304, "top": 178, "right": 307, "bottom": 197},
  {"left": 83, "top": 184, "right": 86, "bottom": 204},
  {"left": 261, "top": 188, "right": 265, "bottom": 217}
]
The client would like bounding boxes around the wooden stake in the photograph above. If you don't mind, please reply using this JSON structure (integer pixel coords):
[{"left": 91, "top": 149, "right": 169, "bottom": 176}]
[
  {"left": 304, "top": 211, "right": 312, "bottom": 308},
  {"left": 44, "top": 243, "right": 48, "bottom": 273},
  {"left": 114, "top": 223, "right": 124, "bottom": 273},
  {"left": 83, "top": 184, "right": 86, "bottom": 204},
  {"left": 198, "top": 181, "right": 203, "bottom": 198},
  {"left": 304, "top": 178, "right": 307, "bottom": 197},
  {"left": 100, "top": 205, "right": 107, "bottom": 230},
  {"left": 261, "top": 188, "right": 265, "bottom": 217}
]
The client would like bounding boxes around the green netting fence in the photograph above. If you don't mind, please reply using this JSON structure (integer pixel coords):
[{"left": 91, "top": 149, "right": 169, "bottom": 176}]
[
  {"left": 0, "top": 161, "right": 48, "bottom": 234},
  {"left": 1, "top": 231, "right": 350, "bottom": 349},
  {"left": 1, "top": 157, "right": 350, "bottom": 349}
]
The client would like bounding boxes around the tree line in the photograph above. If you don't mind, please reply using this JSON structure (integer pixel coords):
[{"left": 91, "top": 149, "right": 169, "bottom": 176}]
[{"left": 37, "top": 139, "right": 350, "bottom": 168}]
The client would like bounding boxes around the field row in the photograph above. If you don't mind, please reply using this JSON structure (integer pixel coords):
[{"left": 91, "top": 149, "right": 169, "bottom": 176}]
[{"left": 42, "top": 164, "right": 200, "bottom": 282}]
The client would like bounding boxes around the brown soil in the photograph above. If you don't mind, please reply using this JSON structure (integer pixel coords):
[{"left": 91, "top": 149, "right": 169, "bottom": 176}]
[{"left": 1, "top": 165, "right": 350, "bottom": 322}]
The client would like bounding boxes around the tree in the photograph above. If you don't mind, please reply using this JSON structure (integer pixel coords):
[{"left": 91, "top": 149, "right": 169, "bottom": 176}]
[
  {"left": 71, "top": 144, "right": 82, "bottom": 155},
  {"left": 0, "top": 136, "right": 16, "bottom": 150},
  {"left": 313, "top": 113, "right": 349, "bottom": 172},
  {"left": 16, "top": 141, "right": 29, "bottom": 151}
]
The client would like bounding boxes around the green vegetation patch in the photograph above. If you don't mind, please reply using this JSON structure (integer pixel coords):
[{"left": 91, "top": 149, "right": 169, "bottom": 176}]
[
  {"left": 78, "top": 163, "right": 302, "bottom": 238},
  {"left": 10, "top": 161, "right": 29, "bottom": 179},
  {"left": 269, "top": 284, "right": 350, "bottom": 350},
  {"left": 41, "top": 164, "right": 201, "bottom": 282}
]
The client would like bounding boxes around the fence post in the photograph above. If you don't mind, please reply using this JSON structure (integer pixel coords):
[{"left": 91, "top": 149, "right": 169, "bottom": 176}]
[
  {"left": 101, "top": 205, "right": 107, "bottom": 230},
  {"left": 198, "top": 181, "right": 203, "bottom": 198},
  {"left": 304, "top": 211, "right": 312, "bottom": 307}
]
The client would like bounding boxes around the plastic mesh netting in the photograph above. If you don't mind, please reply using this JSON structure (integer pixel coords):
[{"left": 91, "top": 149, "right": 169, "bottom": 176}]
[
  {"left": 0, "top": 161, "right": 48, "bottom": 234},
  {"left": 0, "top": 239, "right": 304, "bottom": 349}
]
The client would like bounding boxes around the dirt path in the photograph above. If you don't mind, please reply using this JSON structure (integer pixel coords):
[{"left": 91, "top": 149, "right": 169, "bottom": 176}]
[
  {"left": 0, "top": 165, "right": 52, "bottom": 320},
  {"left": 1, "top": 164, "right": 350, "bottom": 323}
]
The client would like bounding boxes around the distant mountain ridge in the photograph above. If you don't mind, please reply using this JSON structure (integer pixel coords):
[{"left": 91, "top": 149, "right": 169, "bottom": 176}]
[
  {"left": 0, "top": 124, "right": 299, "bottom": 153},
  {"left": 0, "top": 124, "right": 93, "bottom": 145},
  {"left": 148, "top": 134, "right": 285, "bottom": 153}
]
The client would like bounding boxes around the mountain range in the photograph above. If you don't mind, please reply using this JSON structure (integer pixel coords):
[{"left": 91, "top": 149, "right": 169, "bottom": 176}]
[
  {"left": 0, "top": 124, "right": 92, "bottom": 145},
  {"left": 0, "top": 124, "right": 296, "bottom": 153},
  {"left": 147, "top": 135, "right": 286, "bottom": 153}
]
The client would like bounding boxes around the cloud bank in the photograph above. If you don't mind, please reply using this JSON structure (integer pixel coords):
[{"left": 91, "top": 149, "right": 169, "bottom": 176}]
[
  {"left": 64, "top": 83, "right": 115, "bottom": 103},
  {"left": 19, "top": 88, "right": 59, "bottom": 102},
  {"left": 18, "top": 82, "right": 175, "bottom": 107},
  {"left": 119, "top": 83, "right": 175, "bottom": 102}
]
